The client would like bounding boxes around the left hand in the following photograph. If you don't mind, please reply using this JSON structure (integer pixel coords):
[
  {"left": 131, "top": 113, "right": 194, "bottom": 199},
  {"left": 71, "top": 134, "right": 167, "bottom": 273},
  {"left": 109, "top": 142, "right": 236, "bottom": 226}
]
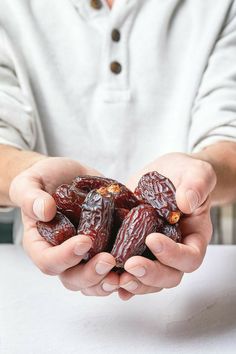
[{"left": 118, "top": 152, "right": 216, "bottom": 300}]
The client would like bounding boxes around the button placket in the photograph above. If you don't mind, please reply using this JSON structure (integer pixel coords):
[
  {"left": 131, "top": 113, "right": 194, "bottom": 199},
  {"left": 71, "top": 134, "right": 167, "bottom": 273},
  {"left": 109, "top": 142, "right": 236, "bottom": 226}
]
[
  {"left": 110, "top": 61, "right": 122, "bottom": 74},
  {"left": 99, "top": 0, "right": 140, "bottom": 102},
  {"left": 90, "top": 0, "right": 103, "bottom": 10},
  {"left": 111, "top": 29, "right": 121, "bottom": 42},
  {"left": 71, "top": 0, "right": 109, "bottom": 20}
]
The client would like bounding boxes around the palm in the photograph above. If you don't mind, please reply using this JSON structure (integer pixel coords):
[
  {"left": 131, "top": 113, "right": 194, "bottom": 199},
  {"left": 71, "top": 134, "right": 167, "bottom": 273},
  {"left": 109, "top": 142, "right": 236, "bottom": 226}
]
[
  {"left": 26, "top": 157, "right": 101, "bottom": 194},
  {"left": 12, "top": 156, "right": 102, "bottom": 262}
]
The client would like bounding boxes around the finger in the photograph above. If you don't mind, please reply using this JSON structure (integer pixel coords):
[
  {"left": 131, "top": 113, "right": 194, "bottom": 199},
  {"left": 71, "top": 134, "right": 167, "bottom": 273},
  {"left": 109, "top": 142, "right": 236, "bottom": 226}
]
[
  {"left": 59, "top": 252, "right": 116, "bottom": 291},
  {"left": 175, "top": 160, "right": 216, "bottom": 214},
  {"left": 119, "top": 272, "right": 162, "bottom": 295},
  {"left": 118, "top": 288, "right": 135, "bottom": 301},
  {"left": 146, "top": 232, "right": 208, "bottom": 273},
  {"left": 124, "top": 256, "right": 183, "bottom": 288},
  {"left": 80, "top": 272, "right": 119, "bottom": 296},
  {"left": 10, "top": 174, "right": 56, "bottom": 221},
  {"left": 23, "top": 225, "right": 92, "bottom": 275}
]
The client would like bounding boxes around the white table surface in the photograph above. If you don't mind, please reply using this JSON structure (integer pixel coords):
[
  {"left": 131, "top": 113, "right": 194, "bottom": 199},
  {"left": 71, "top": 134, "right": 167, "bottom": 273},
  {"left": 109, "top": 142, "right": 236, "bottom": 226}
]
[{"left": 0, "top": 245, "right": 236, "bottom": 354}]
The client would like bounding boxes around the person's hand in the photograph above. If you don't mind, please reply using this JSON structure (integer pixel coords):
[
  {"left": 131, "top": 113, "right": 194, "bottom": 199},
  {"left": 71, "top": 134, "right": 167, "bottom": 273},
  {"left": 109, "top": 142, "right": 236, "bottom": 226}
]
[
  {"left": 9, "top": 157, "right": 119, "bottom": 296},
  {"left": 118, "top": 152, "right": 216, "bottom": 300}
]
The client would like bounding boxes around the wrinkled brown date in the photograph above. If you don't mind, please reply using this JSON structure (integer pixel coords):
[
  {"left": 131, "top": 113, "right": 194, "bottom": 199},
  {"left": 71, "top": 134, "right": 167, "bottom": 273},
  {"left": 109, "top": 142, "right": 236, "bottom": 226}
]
[
  {"left": 161, "top": 222, "right": 182, "bottom": 243},
  {"left": 111, "top": 204, "right": 158, "bottom": 268},
  {"left": 135, "top": 171, "right": 181, "bottom": 224},
  {"left": 77, "top": 188, "right": 115, "bottom": 260},
  {"left": 53, "top": 184, "right": 86, "bottom": 227},
  {"left": 106, "top": 184, "right": 139, "bottom": 210},
  {"left": 114, "top": 208, "right": 130, "bottom": 226},
  {"left": 72, "top": 175, "right": 117, "bottom": 193},
  {"left": 36, "top": 172, "right": 183, "bottom": 266},
  {"left": 36, "top": 212, "right": 76, "bottom": 246},
  {"left": 108, "top": 208, "right": 130, "bottom": 252}
]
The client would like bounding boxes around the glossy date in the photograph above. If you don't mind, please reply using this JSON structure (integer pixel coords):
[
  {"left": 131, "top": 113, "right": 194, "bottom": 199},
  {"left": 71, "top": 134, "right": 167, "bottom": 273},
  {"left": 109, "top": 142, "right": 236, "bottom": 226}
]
[
  {"left": 77, "top": 189, "right": 115, "bottom": 260},
  {"left": 36, "top": 172, "right": 183, "bottom": 266},
  {"left": 72, "top": 175, "right": 117, "bottom": 193},
  {"left": 111, "top": 204, "right": 158, "bottom": 268},
  {"left": 53, "top": 184, "right": 86, "bottom": 227},
  {"left": 36, "top": 212, "right": 76, "bottom": 246},
  {"left": 106, "top": 183, "right": 139, "bottom": 210},
  {"left": 135, "top": 171, "right": 181, "bottom": 224}
]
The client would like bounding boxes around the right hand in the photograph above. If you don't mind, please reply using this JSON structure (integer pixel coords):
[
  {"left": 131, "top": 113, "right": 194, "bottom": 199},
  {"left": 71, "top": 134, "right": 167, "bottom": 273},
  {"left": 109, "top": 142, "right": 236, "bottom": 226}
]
[{"left": 9, "top": 157, "right": 119, "bottom": 296}]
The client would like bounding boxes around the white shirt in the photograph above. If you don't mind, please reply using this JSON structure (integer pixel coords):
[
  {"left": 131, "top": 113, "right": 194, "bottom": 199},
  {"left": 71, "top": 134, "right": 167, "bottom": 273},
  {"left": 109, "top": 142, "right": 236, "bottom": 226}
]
[{"left": 0, "top": 0, "right": 236, "bottom": 243}]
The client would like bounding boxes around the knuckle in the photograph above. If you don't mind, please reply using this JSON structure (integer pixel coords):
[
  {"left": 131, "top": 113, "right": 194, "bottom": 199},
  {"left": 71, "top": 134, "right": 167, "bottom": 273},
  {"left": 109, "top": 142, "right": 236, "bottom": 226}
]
[
  {"left": 194, "top": 160, "right": 216, "bottom": 187},
  {"left": 166, "top": 273, "right": 183, "bottom": 288},
  {"left": 37, "top": 256, "right": 58, "bottom": 276},
  {"left": 61, "top": 257, "right": 76, "bottom": 270},
  {"left": 60, "top": 276, "right": 81, "bottom": 292},
  {"left": 81, "top": 288, "right": 92, "bottom": 296},
  {"left": 203, "top": 161, "right": 216, "bottom": 180},
  {"left": 39, "top": 263, "right": 57, "bottom": 276},
  {"left": 192, "top": 178, "right": 206, "bottom": 195},
  {"left": 186, "top": 256, "right": 202, "bottom": 273},
  {"left": 81, "top": 276, "right": 95, "bottom": 288},
  {"left": 195, "top": 159, "right": 211, "bottom": 173}
]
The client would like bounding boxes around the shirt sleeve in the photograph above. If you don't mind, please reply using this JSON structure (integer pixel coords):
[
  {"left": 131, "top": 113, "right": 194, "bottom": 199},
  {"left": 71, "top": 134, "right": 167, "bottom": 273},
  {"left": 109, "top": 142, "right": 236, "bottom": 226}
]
[
  {"left": 189, "top": 0, "right": 236, "bottom": 152},
  {"left": 0, "top": 27, "right": 36, "bottom": 150}
]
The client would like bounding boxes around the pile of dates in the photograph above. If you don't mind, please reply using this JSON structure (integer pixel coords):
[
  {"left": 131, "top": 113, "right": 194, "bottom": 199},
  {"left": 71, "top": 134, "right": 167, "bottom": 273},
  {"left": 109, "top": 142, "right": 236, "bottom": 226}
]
[{"left": 37, "top": 172, "right": 182, "bottom": 269}]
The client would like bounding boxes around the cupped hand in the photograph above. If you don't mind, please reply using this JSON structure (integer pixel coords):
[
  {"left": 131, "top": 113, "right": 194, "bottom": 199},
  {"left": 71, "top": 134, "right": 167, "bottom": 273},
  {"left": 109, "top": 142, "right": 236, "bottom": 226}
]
[
  {"left": 118, "top": 152, "right": 216, "bottom": 300},
  {"left": 9, "top": 157, "right": 119, "bottom": 296}
]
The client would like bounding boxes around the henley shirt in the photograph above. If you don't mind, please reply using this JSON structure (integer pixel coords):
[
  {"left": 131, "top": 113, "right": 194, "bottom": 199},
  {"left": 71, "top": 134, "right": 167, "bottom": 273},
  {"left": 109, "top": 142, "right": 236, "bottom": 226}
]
[{"left": 0, "top": 0, "right": 236, "bottom": 243}]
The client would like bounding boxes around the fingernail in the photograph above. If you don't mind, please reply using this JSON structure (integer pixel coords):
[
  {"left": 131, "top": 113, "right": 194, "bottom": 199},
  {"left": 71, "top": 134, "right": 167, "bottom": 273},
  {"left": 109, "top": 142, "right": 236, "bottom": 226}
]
[
  {"left": 95, "top": 262, "right": 114, "bottom": 275},
  {"left": 128, "top": 267, "right": 146, "bottom": 277},
  {"left": 74, "top": 242, "right": 91, "bottom": 256},
  {"left": 102, "top": 283, "right": 119, "bottom": 292},
  {"left": 33, "top": 198, "right": 45, "bottom": 219},
  {"left": 121, "top": 281, "right": 138, "bottom": 292},
  {"left": 186, "top": 189, "right": 199, "bottom": 212}
]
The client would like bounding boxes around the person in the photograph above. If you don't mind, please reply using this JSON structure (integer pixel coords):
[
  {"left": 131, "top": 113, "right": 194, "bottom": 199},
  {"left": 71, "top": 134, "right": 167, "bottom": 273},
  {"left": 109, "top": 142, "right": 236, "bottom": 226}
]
[{"left": 0, "top": 0, "right": 236, "bottom": 300}]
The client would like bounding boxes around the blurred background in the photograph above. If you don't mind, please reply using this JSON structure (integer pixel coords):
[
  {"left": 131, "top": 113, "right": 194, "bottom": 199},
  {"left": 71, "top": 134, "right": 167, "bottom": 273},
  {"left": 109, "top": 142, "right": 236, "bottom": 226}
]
[{"left": 0, "top": 211, "right": 13, "bottom": 243}]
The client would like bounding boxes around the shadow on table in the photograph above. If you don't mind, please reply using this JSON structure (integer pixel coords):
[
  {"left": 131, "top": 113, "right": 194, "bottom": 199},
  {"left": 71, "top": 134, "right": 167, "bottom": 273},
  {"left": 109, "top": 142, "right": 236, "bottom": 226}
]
[
  {"left": 82, "top": 289, "right": 236, "bottom": 345},
  {"left": 165, "top": 289, "right": 236, "bottom": 340}
]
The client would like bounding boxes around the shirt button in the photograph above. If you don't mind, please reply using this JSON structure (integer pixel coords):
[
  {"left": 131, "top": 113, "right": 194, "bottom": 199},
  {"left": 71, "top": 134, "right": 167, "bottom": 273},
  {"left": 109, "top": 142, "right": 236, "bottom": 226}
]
[
  {"left": 110, "top": 61, "right": 122, "bottom": 74},
  {"left": 111, "top": 29, "right": 121, "bottom": 42},
  {"left": 90, "top": 0, "right": 103, "bottom": 10}
]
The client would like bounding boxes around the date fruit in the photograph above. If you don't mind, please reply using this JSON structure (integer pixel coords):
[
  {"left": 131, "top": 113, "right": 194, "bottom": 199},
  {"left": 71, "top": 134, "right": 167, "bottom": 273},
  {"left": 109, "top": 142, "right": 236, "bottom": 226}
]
[
  {"left": 77, "top": 188, "right": 115, "bottom": 260},
  {"left": 72, "top": 175, "right": 117, "bottom": 193},
  {"left": 108, "top": 208, "right": 130, "bottom": 252},
  {"left": 114, "top": 208, "right": 130, "bottom": 226},
  {"left": 135, "top": 171, "right": 181, "bottom": 224},
  {"left": 111, "top": 204, "right": 158, "bottom": 268},
  {"left": 37, "top": 171, "right": 183, "bottom": 265},
  {"left": 107, "top": 183, "right": 139, "bottom": 209},
  {"left": 53, "top": 184, "right": 86, "bottom": 227},
  {"left": 161, "top": 222, "right": 182, "bottom": 243},
  {"left": 36, "top": 212, "right": 76, "bottom": 246}
]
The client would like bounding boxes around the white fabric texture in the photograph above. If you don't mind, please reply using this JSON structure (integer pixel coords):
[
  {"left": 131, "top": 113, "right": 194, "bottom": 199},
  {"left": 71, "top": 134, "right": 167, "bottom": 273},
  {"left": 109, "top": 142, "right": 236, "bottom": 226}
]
[{"left": 0, "top": 0, "right": 236, "bottom": 243}]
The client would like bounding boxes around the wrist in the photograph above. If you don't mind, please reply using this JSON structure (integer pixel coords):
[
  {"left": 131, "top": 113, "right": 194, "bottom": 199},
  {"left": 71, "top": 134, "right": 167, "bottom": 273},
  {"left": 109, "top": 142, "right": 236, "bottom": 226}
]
[{"left": 191, "top": 143, "right": 236, "bottom": 205}]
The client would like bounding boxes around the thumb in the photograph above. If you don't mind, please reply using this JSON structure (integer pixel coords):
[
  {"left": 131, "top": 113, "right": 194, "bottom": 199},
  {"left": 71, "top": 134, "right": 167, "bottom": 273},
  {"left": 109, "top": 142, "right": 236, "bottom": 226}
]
[
  {"left": 9, "top": 174, "right": 56, "bottom": 221},
  {"left": 175, "top": 161, "right": 216, "bottom": 214}
]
